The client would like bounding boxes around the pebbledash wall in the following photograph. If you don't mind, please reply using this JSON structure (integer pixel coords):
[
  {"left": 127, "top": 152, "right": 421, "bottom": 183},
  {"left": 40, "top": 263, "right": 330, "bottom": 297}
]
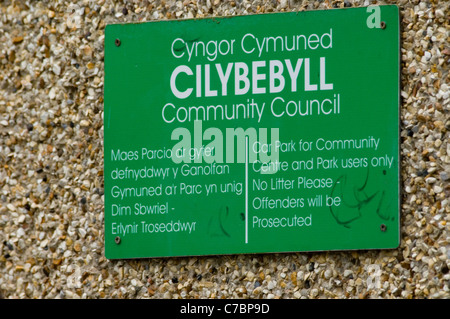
[{"left": 0, "top": 0, "right": 448, "bottom": 299}]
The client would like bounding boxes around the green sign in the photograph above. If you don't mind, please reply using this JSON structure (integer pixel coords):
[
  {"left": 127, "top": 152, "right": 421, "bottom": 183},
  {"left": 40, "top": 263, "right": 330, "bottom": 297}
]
[{"left": 104, "top": 5, "right": 400, "bottom": 259}]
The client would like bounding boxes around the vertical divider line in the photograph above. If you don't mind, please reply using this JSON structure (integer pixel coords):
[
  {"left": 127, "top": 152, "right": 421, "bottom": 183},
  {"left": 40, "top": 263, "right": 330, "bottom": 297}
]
[{"left": 245, "top": 136, "right": 248, "bottom": 244}]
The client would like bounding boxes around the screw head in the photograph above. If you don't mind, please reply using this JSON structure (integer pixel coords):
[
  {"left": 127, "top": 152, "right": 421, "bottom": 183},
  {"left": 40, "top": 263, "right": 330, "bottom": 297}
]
[
  {"left": 115, "top": 38, "right": 121, "bottom": 47},
  {"left": 380, "top": 21, "right": 386, "bottom": 29},
  {"left": 115, "top": 236, "right": 121, "bottom": 244},
  {"left": 380, "top": 224, "right": 387, "bottom": 232}
]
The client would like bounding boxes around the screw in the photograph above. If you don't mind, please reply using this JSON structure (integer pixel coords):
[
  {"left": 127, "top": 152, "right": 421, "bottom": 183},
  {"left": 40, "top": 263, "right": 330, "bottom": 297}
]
[
  {"left": 380, "top": 224, "right": 387, "bottom": 232},
  {"left": 115, "top": 236, "right": 121, "bottom": 244},
  {"left": 115, "top": 38, "right": 121, "bottom": 47},
  {"left": 380, "top": 21, "right": 386, "bottom": 29}
]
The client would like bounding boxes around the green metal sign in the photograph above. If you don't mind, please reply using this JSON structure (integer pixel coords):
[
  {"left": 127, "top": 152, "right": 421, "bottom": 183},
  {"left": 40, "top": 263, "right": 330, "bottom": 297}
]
[{"left": 104, "top": 5, "right": 400, "bottom": 259}]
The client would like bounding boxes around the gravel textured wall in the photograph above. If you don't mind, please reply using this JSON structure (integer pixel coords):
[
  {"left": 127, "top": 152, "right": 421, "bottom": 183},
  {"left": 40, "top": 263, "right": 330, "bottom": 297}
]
[{"left": 0, "top": 0, "right": 448, "bottom": 299}]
